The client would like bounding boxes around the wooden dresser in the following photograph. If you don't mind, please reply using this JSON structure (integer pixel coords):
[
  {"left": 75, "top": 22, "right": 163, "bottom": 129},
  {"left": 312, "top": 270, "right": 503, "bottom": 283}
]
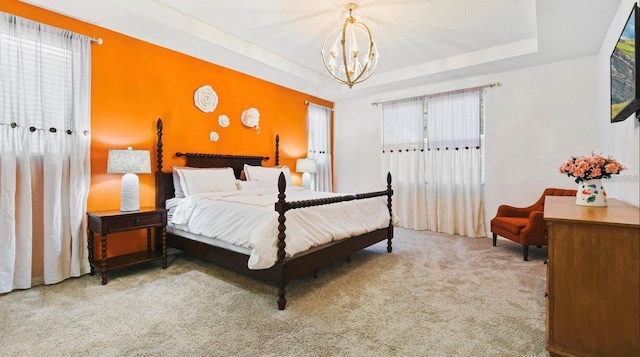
[{"left": 544, "top": 196, "right": 639, "bottom": 357}]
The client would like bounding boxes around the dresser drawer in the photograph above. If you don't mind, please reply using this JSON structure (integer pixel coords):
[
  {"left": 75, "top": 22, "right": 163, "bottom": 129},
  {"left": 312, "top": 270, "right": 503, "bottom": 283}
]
[{"left": 107, "top": 213, "right": 164, "bottom": 232}]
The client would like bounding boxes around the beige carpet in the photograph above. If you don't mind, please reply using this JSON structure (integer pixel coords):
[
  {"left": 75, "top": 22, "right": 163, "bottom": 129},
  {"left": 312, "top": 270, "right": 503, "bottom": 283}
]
[{"left": 0, "top": 228, "right": 548, "bottom": 356}]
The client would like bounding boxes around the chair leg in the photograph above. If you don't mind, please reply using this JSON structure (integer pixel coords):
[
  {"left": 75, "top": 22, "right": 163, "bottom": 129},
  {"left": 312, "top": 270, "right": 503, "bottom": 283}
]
[
  {"left": 523, "top": 245, "right": 529, "bottom": 261},
  {"left": 492, "top": 233, "right": 497, "bottom": 247}
]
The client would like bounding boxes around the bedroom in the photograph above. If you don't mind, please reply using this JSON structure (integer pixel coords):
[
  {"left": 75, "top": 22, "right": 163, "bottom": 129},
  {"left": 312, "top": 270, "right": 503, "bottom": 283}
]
[{"left": 1, "top": 0, "right": 639, "bottom": 355}]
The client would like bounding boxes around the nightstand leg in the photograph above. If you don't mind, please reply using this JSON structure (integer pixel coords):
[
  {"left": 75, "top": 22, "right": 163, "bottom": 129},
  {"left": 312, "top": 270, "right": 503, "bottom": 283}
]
[
  {"left": 146, "top": 227, "right": 152, "bottom": 252},
  {"left": 101, "top": 234, "right": 108, "bottom": 285},
  {"left": 161, "top": 226, "right": 167, "bottom": 269},
  {"left": 88, "top": 230, "right": 95, "bottom": 275}
]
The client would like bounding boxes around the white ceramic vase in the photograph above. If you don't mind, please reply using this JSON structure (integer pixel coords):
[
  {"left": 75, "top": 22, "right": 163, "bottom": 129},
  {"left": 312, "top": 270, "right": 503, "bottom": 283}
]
[{"left": 575, "top": 178, "right": 608, "bottom": 207}]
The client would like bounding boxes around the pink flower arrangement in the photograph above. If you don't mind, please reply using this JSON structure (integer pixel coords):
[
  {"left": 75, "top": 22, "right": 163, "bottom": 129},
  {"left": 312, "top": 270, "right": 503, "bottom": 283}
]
[{"left": 559, "top": 152, "right": 625, "bottom": 183}]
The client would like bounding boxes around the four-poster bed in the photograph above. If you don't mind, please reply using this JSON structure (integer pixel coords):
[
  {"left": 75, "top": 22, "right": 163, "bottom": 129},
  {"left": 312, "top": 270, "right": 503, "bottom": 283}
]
[{"left": 154, "top": 118, "right": 394, "bottom": 309}]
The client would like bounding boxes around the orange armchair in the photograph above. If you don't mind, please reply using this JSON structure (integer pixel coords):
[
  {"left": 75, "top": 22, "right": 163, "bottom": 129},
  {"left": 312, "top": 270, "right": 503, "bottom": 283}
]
[{"left": 490, "top": 188, "right": 577, "bottom": 261}]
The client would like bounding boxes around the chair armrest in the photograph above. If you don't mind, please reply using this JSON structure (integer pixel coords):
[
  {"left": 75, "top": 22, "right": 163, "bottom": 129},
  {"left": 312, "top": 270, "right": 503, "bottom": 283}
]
[
  {"left": 520, "top": 211, "right": 546, "bottom": 236},
  {"left": 496, "top": 204, "right": 531, "bottom": 218}
]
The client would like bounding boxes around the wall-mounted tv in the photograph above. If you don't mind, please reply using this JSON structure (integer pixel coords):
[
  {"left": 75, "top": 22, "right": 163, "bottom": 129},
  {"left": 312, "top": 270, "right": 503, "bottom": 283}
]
[{"left": 610, "top": 3, "right": 640, "bottom": 123}]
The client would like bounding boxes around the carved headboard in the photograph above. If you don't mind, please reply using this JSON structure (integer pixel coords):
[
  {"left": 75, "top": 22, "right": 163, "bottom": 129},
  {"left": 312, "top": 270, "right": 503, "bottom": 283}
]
[{"left": 154, "top": 118, "right": 279, "bottom": 207}]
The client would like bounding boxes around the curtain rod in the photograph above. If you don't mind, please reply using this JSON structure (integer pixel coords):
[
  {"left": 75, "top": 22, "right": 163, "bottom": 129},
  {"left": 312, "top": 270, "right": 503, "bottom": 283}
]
[
  {"left": 304, "top": 100, "right": 334, "bottom": 112},
  {"left": 371, "top": 82, "right": 501, "bottom": 106},
  {"left": 4, "top": 11, "right": 103, "bottom": 45}
]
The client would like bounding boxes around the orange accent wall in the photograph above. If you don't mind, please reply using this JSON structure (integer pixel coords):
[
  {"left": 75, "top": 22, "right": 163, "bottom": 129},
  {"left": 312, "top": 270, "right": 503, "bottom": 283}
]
[{"left": 1, "top": 0, "right": 334, "bottom": 256}]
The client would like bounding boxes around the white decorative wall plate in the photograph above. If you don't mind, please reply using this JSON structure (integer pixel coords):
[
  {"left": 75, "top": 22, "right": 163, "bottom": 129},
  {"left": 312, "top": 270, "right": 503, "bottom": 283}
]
[
  {"left": 218, "top": 114, "right": 230, "bottom": 127},
  {"left": 241, "top": 107, "right": 260, "bottom": 134},
  {"left": 209, "top": 131, "right": 220, "bottom": 142},
  {"left": 194, "top": 85, "right": 218, "bottom": 113}
]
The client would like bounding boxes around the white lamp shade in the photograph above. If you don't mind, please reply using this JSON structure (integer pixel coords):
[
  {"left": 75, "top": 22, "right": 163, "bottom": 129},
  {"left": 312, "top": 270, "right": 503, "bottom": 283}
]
[
  {"left": 296, "top": 158, "right": 317, "bottom": 173},
  {"left": 107, "top": 148, "right": 151, "bottom": 174},
  {"left": 107, "top": 147, "right": 150, "bottom": 212}
]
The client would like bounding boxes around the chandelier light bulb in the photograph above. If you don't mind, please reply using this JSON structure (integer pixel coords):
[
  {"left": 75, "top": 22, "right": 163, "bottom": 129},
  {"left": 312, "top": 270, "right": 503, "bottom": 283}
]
[
  {"left": 349, "top": 26, "right": 359, "bottom": 57},
  {"left": 321, "top": 3, "right": 379, "bottom": 88},
  {"left": 330, "top": 46, "right": 339, "bottom": 59},
  {"left": 329, "top": 57, "right": 337, "bottom": 71}
]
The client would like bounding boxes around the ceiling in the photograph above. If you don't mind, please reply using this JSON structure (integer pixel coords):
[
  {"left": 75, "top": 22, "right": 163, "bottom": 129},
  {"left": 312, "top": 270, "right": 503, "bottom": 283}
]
[{"left": 21, "top": 0, "right": 623, "bottom": 102}]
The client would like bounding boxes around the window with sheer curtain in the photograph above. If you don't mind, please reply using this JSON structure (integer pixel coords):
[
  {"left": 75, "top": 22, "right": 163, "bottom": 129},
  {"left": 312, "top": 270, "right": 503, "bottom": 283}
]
[
  {"left": 0, "top": 12, "right": 92, "bottom": 293},
  {"left": 381, "top": 97, "right": 428, "bottom": 230},
  {"left": 381, "top": 89, "right": 486, "bottom": 237},
  {"left": 424, "top": 92, "right": 486, "bottom": 184},
  {"left": 306, "top": 103, "right": 332, "bottom": 192},
  {"left": 424, "top": 89, "right": 485, "bottom": 237}
]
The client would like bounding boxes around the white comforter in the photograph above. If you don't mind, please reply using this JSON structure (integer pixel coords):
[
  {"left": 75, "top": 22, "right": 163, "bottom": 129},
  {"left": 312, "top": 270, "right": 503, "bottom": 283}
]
[{"left": 170, "top": 187, "right": 391, "bottom": 269}]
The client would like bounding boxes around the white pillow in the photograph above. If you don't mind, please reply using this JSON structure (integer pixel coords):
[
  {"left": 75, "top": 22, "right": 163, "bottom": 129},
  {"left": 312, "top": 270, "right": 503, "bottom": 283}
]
[
  {"left": 243, "top": 164, "right": 293, "bottom": 188},
  {"left": 236, "top": 179, "right": 260, "bottom": 190},
  {"left": 176, "top": 167, "right": 238, "bottom": 195},
  {"left": 172, "top": 166, "right": 198, "bottom": 198}
]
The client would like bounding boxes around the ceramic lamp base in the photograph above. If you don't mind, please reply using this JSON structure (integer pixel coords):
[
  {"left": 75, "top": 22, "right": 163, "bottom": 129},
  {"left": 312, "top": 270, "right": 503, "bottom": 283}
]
[
  {"left": 302, "top": 172, "right": 311, "bottom": 190},
  {"left": 120, "top": 173, "right": 140, "bottom": 211}
]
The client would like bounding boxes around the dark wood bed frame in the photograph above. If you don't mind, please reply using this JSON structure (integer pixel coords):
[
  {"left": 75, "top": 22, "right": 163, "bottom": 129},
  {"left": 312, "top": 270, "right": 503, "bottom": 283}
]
[{"left": 154, "top": 118, "right": 394, "bottom": 310}]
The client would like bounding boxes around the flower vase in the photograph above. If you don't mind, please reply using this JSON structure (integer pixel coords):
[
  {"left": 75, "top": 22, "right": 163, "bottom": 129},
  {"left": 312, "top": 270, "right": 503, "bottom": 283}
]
[{"left": 575, "top": 179, "right": 607, "bottom": 206}]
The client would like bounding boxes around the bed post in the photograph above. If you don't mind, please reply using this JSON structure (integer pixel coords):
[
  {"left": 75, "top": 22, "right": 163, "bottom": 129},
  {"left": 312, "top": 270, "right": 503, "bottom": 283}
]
[
  {"left": 155, "top": 118, "right": 165, "bottom": 208},
  {"left": 154, "top": 118, "right": 165, "bottom": 253},
  {"left": 274, "top": 172, "right": 288, "bottom": 310},
  {"left": 386, "top": 172, "right": 393, "bottom": 253},
  {"left": 275, "top": 134, "right": 280, "bottom": 166},
  {"left": 156, "top": 118, "right": 163, "bottom": 172}
]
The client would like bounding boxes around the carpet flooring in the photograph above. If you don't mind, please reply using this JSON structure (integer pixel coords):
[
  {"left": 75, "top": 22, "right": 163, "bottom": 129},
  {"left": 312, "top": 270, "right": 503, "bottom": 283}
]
[{"left": 0, "top": 228, "right": 548, "bottom": 356}]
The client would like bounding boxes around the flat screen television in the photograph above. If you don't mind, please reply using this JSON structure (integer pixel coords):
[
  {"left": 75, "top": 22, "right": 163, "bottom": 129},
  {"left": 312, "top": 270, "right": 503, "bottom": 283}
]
[{"left": 610, "top": 3, "right": 640, "bottom": 123}]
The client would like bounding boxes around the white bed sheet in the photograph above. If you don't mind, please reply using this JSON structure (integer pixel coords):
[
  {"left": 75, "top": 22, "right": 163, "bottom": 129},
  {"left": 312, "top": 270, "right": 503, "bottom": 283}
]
[
  {"left": 170, "top": 187, "right": 391, "bottom": 269},
  {"left": 166, "top": 223, "right": 252, "bottom": 255}
]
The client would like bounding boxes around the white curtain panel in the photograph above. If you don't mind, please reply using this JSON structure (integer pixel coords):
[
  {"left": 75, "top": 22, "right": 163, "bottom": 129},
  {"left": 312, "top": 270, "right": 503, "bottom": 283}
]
[
  {"left": 425, "top": 90, "right": 485, "bottom": 237},
  {"left": 307, "top": 103, "right": 332, "bottom": 192},
  {"left": 0, "top": 13, "right": 92, "bottom": 293},
  {"left": 381, "top": 97, "right": 428, "bottom": 230}
]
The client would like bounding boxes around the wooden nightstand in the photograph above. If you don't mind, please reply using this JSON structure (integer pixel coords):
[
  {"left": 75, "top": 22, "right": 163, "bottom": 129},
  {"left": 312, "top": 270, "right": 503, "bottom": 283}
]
[{"left": 87, "top": 207, "right": 167, "bottom": 285}]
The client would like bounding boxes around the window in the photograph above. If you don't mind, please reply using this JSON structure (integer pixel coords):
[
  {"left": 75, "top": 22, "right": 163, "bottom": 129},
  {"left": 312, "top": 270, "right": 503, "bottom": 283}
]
[
  {"left": 306, "top": 102, "right": 333, "bottom": 191},
  {"left": 423, "top": 90, "right": 485, "bottom": 183},
  {"left": 0, "top": 30, "right": 81, "bottom": 153},
  {"left": 380, "top": 88, "right": 486, "bottom": 235},
  {"left": 0, "top": 12, "right": 92, "bottom": 292}
]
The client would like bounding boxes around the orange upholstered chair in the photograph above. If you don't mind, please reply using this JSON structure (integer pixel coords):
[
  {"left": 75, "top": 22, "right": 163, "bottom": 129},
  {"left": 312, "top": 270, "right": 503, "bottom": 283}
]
[{"left": 490, "top": 188, "right": 577, "bottom": 261}]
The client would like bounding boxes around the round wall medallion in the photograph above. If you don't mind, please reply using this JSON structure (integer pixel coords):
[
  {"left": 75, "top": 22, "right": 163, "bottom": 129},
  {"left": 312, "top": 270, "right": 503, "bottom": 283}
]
[
  {"left": 194, "top": 85, "right": 218, "bottom": 113},
  {"left": 218, "top": 114, "right": 230, "bottom": 127},
  {"left": 241, "top": 107, "right": 260, "bottom": 134}
]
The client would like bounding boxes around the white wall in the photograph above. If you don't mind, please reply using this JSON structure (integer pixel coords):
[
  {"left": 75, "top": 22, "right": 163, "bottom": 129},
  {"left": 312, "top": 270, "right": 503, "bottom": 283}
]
[
  {"left": 596, "top": 0, "right": 640, "bottom": 207},
  {"left": 334, "top": 56, "right": 601, "bottom": 236},
  {"left": 333, "top": 97, "right": 383, "bottom": 193}
]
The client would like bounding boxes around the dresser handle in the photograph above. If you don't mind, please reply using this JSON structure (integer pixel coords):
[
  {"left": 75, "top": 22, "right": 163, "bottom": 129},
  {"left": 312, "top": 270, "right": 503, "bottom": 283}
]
[{"left": 135, "top": 218, "right": 140, "bottom": 225}]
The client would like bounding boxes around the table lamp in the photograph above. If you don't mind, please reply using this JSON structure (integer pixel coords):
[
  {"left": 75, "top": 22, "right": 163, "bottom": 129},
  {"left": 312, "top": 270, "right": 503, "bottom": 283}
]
[
  {"left": 107, "top": 147, "right": 151, "bottom": 211},
  {"left": 296, "top": 158, "right": 317, "bottom": 190}
]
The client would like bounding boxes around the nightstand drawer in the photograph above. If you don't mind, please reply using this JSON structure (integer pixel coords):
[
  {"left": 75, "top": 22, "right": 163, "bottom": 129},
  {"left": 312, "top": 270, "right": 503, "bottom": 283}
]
[{"left": 108, "top": 213, "right": 164, "bottom": 231}]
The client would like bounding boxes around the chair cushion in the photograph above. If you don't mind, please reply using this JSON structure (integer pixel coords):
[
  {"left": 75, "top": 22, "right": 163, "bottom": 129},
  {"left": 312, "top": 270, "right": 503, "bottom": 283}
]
[{"left": 491, "top": 217, "right": 528, "bottom": 235}]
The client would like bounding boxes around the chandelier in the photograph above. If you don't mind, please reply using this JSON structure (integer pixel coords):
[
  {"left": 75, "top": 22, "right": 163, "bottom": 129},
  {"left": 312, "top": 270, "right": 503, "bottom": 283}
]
[{"left": 321, "top": 3, "right": 379, "bottom": 88}]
